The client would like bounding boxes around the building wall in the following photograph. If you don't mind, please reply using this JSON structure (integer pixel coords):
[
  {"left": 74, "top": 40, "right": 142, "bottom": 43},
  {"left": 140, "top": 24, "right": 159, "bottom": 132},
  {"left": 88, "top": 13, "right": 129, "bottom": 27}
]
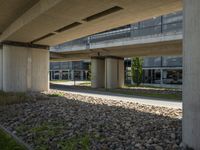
[
  {"left": 50, "top": 61, "right": 90, "bottom": 81},
  {"left": 125, "top": 56, "right": 183, "bottom": 86}
]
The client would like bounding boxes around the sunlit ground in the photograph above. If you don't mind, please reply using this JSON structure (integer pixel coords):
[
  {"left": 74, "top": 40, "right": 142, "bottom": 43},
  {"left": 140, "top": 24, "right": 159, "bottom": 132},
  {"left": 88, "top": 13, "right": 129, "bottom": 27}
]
[{"left": 50, "top": 81, "right": 182, "bottom": 100}]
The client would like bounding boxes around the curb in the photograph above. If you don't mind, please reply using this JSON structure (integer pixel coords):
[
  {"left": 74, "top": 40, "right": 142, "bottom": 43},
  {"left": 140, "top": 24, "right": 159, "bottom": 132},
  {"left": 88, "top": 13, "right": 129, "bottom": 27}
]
[{"left": 0, "top": 124, "right": 33, "bottom": 150}]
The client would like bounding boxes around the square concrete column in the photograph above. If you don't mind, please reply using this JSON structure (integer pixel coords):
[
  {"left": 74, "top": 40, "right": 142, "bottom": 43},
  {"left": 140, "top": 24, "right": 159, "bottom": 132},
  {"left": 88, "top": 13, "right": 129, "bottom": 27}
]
[
  {"left": 0, "top": 46, "right": 2, "bottom": 90},
  {"left": 71, "top": 70, "right": 74, "bottom": 80},
  {"left": 183, "top": 0, "right": 200, "bottom": 149},
  {"left": 80, "top": 70, "right": 84, "bottom": 80},
  {"left": 91, "top": 57, "right": 105, "bottom": 88},
  {"left": 2, "top": 44, "right": 49, "bottom": 92},
  {"left": 105, "top": 57, "right": 124, "bottom": 89}
]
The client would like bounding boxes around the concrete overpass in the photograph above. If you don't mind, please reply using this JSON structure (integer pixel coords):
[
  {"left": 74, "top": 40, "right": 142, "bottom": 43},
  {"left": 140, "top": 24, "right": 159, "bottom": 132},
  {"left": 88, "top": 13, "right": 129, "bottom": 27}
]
[
  {"left": 50, "top": 30, "right": 182, "bottom": 90},
  {"left": 0, "top": 0, "right": 200, "bottom": 149},
  {"left": 50, "top": 31, "right": 182, "bottom": 61},
  {"left": 50, "top": 18, "right": 183, "bottom": 90}
]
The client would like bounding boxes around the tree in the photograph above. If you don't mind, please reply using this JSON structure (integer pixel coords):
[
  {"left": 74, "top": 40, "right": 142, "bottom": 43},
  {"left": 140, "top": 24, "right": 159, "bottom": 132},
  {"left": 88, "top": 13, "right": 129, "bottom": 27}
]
[{"left": 131, "top": 57, "right": 143, "bottom": 86}]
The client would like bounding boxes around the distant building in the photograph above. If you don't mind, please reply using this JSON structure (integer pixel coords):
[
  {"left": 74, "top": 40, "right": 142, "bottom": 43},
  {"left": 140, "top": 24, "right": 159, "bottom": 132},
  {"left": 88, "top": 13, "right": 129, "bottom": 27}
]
[
  {"left": 50, "top": 56, "right": 182, "bottom": 88},
  {"left": 50, "top": 61, "right": 90, "bottom": 81}
]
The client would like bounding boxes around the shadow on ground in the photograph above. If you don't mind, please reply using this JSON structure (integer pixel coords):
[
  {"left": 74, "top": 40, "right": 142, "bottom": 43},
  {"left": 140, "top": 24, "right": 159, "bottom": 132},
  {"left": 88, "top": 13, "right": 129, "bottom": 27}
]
[{"left": 0, "top": 91, "right": 182, "bottom": 150}]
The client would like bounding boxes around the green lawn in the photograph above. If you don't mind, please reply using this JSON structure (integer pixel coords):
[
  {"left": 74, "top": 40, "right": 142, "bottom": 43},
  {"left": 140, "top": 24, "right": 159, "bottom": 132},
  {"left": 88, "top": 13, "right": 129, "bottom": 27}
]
[
  {"left": 16, "top": 122, "right": 92, "bottom": 150},
  {"left": 105, "top": 89, "right": 182, "bottom": 101},
  {"left": 124, "top": 84, "right": 179, "bottom": 90},
  {"left": 0, "top": 128, "right": 27, "bottom": 150},
  {"left": 75, "top": 82, "right": 182, "bottom": 100},
  {"left": 78, "top": 81, "right": 91, "bottom": 86}
]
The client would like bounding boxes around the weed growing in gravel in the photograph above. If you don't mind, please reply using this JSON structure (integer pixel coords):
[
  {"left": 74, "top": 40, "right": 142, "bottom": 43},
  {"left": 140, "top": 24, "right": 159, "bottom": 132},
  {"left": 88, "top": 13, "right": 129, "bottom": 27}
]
[
  {"left": 23, "top": 122, "right": 66, "bottom": 149},
  {"left": 59, "top": 134, "right": 91, "bottom": 150},
  {"left": 48, "top": 93, "right": 65, "bottom": 97},
  {"left": 0, "top": 91, "right": 27, "bottom": 105}
]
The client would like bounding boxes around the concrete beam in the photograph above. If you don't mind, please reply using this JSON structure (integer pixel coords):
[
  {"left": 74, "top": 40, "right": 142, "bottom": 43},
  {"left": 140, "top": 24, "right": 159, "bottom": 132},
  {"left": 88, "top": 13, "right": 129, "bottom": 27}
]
[{"left": 0, "top": 0, "right": 62, "bottom": 42}]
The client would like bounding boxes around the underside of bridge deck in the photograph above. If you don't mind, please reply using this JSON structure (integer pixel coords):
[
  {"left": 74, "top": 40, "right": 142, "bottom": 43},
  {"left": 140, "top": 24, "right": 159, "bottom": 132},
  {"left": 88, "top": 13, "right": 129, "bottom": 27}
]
[{"left": 0, "top": 0, "right": 182, "bottom": 46}]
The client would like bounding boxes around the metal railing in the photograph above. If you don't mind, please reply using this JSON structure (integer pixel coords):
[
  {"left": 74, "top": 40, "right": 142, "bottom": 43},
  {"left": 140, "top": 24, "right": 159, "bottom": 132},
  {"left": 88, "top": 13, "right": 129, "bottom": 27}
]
[
  {"left": 90, "top": 21, "right": 182, "bottom": 43},
  {"left": 52, "top": 21, "right": 183, "bottom": 52}
]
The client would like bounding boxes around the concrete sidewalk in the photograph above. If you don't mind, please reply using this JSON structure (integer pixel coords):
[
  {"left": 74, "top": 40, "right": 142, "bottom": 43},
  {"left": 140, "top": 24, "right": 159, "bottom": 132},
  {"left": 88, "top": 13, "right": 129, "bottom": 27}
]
[{"left": 51, "top": 84, "right": 182, "bottom": 109}]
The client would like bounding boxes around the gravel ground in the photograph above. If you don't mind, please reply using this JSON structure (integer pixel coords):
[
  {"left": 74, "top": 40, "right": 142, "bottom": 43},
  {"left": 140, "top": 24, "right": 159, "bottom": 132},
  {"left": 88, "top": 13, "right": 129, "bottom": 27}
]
[{"left": 0, "top": 90, "right": 182, "bottom": 150}]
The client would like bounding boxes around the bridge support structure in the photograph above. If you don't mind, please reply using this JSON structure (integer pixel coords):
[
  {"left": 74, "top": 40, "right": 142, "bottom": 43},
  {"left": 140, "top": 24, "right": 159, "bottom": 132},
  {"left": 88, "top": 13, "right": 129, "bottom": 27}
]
[
  {"left": 91, "top": 56, "right": 124, "bottom": 89},
  {"left": 183, "top": 0, "right": 200, "bottom": 149},
  {"left": 0, "top": 42, "right": 49, "bottom": 92},
  {"left": 0, "top": 46, "right": 2, "bottom": 90},
  {"left": 105, "top": 56, "right": 124, "bottom": 89},
  {"left": 91, "top": 57, "right": 105, "bottom": 88}
]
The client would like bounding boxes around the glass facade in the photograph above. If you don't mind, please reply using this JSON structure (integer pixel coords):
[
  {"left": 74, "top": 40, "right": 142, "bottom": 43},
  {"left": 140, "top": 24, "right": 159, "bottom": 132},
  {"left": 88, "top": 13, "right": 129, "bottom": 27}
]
[
  {"left": 125, "top": 56, "right": 182, "bottom": 85},
  {"left": 50, "top": 61, "right": 90, "bottom": 81}
]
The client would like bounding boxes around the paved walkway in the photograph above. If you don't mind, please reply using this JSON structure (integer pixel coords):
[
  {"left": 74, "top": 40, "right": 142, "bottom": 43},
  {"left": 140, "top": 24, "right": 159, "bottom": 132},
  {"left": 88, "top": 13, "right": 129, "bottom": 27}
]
[
  {"left": 51, "top": 83, "right": 182, "bottom": 109},
  {"left": 50, "top": 81, "right": 87, "bottom": 86}
]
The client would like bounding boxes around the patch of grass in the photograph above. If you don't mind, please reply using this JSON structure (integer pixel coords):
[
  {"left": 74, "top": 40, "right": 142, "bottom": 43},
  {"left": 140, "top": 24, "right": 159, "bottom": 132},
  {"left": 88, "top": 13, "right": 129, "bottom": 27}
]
[
  {"left": 0, "top": 128, "right": 27, "bottom": 150},
  {"left": 16, "top": 125, "right": 28, "bottom": 133},
  {"left": 0, "top": 91, "right": 27, "bottom": 106},
  {"left": 18, "top": 121, "right": 97, "bottom": 150},
  {"left": 59, "top": 134, "right": 91, "bottom": 150},
  {"left": 31, "top": 122, "right": 65, "bottom": 136},
  {"left": 134, "top": 91, "right": 181, "bottom": 100},
  {"left": 28, "top": 122, "right": 65, "bottom": 149},
  {"left": 78, "top": 81, "right": 91, "bottom": 86},
  {"left": 124, "top": 84, "right": 179, "bottom": 90},
  {"left": 106, "top": 89, "right": 182, "bottom": 100},
  {"left": 48, "top": 93, "right": 64, "bottom": 97}
]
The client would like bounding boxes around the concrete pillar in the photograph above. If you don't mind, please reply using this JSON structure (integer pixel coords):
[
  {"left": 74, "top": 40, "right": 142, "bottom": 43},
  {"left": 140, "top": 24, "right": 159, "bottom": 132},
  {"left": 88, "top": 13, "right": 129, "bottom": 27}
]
[
  {"left": 105, "top": 57, "right": 124, "bottom": 89},
  {"left": 0, "top": 46, "right": 2, "bottom": 90},
  {"left": 85, "top": 71, "right": 88, "bottom": 80},
  {"left": 160, "top": 69, "right": 163, "bottom": 85},
  {"left": 59, "top": 70, "right": 62, "bottom": 80},
  {"left": 80, "top": 70, "right": 84, "bottom": 80},
  {"left": 91, "top": 57, "right": 105, "bottom": 88},
  {"left": 2, "top": 44, "right": 49, "bottom": 92},
  {"left": 50, "top": 71, "right": 53, "bottom": 81},
  {"left": 68, "top": 70, "right": 70, "bottom": 80},
  {"left": 71, "top": 70, "right": 74, "bottom": 80},
  {"left": 183, "top": 0, "right": 200, "bottom": 149}
]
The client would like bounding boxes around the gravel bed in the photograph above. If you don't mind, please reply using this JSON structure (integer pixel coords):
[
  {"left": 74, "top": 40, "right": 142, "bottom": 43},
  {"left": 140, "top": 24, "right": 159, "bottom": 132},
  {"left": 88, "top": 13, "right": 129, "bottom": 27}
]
[{"left": 0, "top": 90, "right": 182, "bottom": 150}]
